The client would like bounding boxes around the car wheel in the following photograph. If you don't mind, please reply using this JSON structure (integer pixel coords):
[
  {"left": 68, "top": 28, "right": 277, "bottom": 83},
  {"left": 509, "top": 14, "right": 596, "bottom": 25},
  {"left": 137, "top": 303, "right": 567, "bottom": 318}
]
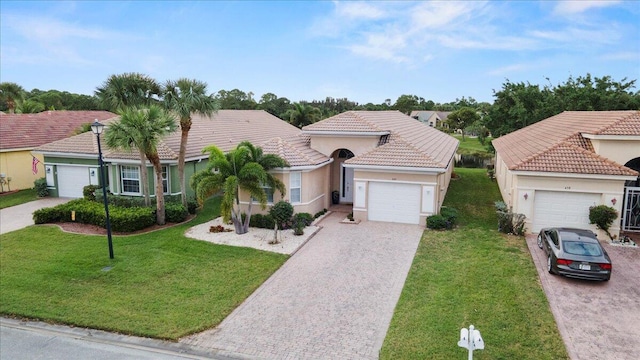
[
  {"left": 537, "top": 234, "right": 543, "bottom": 249},
  {"left": 547, "top": 254, "right": 554, "bottom": 274}
]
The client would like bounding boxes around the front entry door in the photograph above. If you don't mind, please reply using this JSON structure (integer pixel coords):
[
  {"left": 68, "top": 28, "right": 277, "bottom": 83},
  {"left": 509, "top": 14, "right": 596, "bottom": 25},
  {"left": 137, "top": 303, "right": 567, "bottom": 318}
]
[{"left": 341, "top": 165, "right": 354, "bottom": 203}]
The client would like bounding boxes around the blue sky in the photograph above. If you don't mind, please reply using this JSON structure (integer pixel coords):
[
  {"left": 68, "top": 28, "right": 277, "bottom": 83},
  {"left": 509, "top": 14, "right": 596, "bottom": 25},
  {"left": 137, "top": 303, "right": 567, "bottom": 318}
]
[{"left": 1, "top": 1, "right": 639, "bottom": 105}]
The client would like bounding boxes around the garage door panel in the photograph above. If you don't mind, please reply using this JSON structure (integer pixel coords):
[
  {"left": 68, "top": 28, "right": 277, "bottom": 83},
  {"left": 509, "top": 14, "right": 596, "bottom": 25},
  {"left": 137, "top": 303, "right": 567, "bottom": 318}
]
[
  {"left": 532, "top": 191, "right": 600, "bottom": 232},
  {"left": 57, "top": 166, "right": 89, "bottom": 198},
  {"left": 368, "top": 182, "right": 420, "bottom": 224}
]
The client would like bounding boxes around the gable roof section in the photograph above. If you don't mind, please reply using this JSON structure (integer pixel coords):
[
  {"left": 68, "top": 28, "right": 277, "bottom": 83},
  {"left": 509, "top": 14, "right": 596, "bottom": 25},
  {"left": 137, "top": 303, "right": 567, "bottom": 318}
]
[
  {"left": 493, "top": 111, "right": 640, "bottom": 176},
  {"left": 306, "top": 111, "right": 458, "bottom": 169},
  {"left": 0, "top": 110, "right": 116, "bottom": 151},
  {"left": 35, "top": 110, "right": 323, "bottom": 165},
  {"left": 260, "top": 135, "right": 329, "bottom": 167}
]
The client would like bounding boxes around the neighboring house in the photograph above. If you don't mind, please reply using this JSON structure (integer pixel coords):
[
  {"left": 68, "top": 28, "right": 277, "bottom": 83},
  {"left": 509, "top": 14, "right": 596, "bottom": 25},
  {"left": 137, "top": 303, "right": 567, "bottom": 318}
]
[
  {"left": 35, "top": 110, "right": 458, "bottom": 226},
  {"left": 0, "top": 111, "right": 116, "bottom": 191},
  {"left": 492, "top": 111, "right": 640, "bottom": 236},
  {"left": 410, "top": 111, "right": 452, "bottom": 128}
]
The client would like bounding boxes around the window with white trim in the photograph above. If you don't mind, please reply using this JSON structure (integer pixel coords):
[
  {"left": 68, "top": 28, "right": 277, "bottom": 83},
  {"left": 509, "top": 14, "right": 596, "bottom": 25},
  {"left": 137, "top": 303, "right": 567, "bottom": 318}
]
[
  {"left": 290, "top": 171, "right": 301, "bottom": 204},
  {"left": 120, "top": 165, "right": 140, "bottom": 194},
  {"left": 161, "top": 166, "right": 169, "bottom": 194},
  {"left": 252, "top": 184, "right": 274, "bottom": 203}
]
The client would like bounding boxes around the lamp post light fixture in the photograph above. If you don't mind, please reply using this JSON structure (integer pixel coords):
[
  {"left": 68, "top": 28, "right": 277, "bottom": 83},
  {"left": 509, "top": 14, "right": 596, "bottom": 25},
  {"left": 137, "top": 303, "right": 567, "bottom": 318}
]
[{"left": 91, "top": 120, "right": 114, "bottom": 259}]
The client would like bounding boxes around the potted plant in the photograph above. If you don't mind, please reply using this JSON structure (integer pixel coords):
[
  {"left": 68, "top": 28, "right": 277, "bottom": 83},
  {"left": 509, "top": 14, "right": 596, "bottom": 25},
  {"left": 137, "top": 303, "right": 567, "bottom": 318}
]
[{"left": 332, "top": 190, "right": 339, "bottom": 204}]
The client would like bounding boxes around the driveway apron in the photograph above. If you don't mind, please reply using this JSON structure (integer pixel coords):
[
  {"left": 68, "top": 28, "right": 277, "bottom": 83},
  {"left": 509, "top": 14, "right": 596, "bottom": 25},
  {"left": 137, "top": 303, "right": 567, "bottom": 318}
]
[
  {"left": 181, "top": 212, "right": 423, "bottom": 359},
  {"left": 0, "top": 197, "right": 72, "bottom": 235},
  {"left": 526, "top": 235, "right": 640, "bottom": 360}
]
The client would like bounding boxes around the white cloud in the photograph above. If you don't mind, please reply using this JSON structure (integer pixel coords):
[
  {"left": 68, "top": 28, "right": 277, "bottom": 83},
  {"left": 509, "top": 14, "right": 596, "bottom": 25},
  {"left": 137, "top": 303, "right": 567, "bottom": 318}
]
[
  {"left": 599, "top": 51, "right": 639, "bottom": 61},
  {"left": 335, "top": 1, "right": 386, "bottom": 19},
  {"left": 553, "top": 0, "right": 621, "bottom": 15},
  {"left": 410, "top": 1, "right": 481, "bottom": 30}
]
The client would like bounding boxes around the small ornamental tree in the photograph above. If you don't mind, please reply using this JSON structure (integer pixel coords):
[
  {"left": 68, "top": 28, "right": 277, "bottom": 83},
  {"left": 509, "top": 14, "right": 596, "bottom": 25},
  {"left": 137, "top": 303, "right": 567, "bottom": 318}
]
[
  {"left": 269, "top": 201, "right": 293, "bottom": 243},
  {"left": 589, "top": 205, "right": 618, "bottom": 240}
]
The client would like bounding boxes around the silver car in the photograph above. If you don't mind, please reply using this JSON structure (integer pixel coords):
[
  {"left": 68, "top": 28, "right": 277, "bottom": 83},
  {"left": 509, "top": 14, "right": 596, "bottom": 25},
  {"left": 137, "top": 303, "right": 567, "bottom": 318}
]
[{"left": 537, "top": 227, "right": 612, "bottom": 281}]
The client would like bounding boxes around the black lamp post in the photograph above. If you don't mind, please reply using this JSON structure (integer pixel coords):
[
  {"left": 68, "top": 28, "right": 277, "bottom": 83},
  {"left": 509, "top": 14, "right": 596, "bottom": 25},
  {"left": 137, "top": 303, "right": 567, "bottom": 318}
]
[{"left": 91, "top": 120, "right": 114, "bottom": 259}]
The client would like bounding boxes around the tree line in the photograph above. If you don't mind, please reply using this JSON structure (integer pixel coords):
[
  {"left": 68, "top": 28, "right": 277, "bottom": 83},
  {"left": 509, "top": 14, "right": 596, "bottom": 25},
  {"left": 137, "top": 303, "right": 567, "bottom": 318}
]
[{"left": 1, "top": 73, "right": 638, "bottom": 139}]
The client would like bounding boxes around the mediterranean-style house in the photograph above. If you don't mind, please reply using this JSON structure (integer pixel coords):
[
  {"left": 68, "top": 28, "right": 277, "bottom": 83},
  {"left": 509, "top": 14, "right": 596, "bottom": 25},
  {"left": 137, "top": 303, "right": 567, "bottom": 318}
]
[
  {"left": 0, "top": 111, "right": 116, "bottom": 191},
  {"left": 34, "top": 110, "right": 458, "bottom": 225},
  {"left": 492, "top": 111, "right": 640, "bottom": 236},
  {"left": 410, "top": 110, "right": 451, "bottom": 128}
]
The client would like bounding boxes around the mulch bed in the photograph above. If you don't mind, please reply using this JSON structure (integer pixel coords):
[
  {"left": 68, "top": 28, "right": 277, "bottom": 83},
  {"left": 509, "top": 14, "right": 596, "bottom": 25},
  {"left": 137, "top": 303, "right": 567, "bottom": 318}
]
[{"left": 51, "top": 215, "right": 195, "bottom": 236}]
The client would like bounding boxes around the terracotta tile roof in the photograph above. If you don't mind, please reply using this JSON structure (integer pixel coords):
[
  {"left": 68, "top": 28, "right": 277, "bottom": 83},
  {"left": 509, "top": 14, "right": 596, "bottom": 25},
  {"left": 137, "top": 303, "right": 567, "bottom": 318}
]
[
  {"left": 306, "top": 111, "right": 458, "bottom": 169},
  {"left": 493, "top": 111, "right": 640, "bottom": 176},
  {"left": 35, "top": 110, "right": 320, "bottom": 164},
  {"left": 260, "top": 135, "right": 329, "bottom": 167},
  {"left": 0, "top": 111, "right": 116, "bottom": 150},
  {"left": 345, "top": 136, "right": 443, "bottom": 168}
]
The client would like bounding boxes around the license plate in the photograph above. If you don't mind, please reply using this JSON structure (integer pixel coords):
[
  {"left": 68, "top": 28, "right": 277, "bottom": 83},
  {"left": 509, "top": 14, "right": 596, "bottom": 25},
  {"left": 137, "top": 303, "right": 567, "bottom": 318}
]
[{"left": 579, "top": 264, "right": 591, "bottom": 271}]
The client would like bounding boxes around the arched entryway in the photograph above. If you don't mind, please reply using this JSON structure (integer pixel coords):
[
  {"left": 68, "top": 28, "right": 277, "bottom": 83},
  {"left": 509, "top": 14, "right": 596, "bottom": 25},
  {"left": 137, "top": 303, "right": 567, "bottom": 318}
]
[
  {"left": 622, "top": 157, "right": 640, "bottom": 232},
  {"left": 330, "top": 149, "right": 354, "bottom": 204}
]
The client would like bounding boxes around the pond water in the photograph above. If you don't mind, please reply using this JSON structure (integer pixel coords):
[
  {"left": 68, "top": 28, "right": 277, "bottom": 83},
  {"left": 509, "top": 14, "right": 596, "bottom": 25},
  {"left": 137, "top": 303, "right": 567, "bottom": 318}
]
[{"left": 455, "top": 153, "right": 493, "bottom": 168}]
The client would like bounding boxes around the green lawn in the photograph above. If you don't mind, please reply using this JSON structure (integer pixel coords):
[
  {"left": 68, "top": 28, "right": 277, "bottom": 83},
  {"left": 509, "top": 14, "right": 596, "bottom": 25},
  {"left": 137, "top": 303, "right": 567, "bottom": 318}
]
[
  {"left": 0, "top": 197, "right": 288, "bottom": 340},
  {"left": 0, "top": 188, "right": 38, "bottom": 209},
  {"left": 454, "top": 134, "right": 492, "bottom": 155},
  {"left": 380, "top": 168, "right": 567, "bottom": 359}
]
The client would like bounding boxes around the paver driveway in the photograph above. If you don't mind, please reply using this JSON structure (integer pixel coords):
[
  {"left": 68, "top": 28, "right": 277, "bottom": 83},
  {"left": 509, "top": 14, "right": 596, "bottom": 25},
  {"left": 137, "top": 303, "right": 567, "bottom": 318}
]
[
  {"left": 526, "top": 235, "right": 640, "bottom": 360},
  {"left": 181, "top": 211, "right": 423, "bottom": 359}
]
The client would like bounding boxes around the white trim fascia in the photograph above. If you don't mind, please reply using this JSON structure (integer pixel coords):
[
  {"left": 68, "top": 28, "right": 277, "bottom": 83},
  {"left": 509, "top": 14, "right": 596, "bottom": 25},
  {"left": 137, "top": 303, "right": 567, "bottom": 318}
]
[
  {"left": 344, "top": 164, "right": 446, "bottom": 174},
  {"left": 354, "top": 178, "right": 438, "bottom": 186},
  {"left": 36, "top": 151, "right": 98, "bottom": 160},
  {"left": 270, "top": 159, "right": 333, "bottom": 172},
  {"left": 582, "top": 133, "right": 640, "bottom": 141},
  {"left": 301, "top": 130, "right": 390, "bottom": 137},
  {"left": 1, "top": 147, "right": 35, "bottom": 153},
  {"left": 512, "top": 170, "right": 638, "bottom": 181}
]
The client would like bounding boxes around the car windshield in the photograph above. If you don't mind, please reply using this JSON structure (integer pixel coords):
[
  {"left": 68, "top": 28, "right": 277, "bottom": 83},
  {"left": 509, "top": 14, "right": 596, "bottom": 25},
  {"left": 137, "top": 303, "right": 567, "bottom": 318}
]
[{"left": 562, "top": 241, "right": 602, "bottom": 256}]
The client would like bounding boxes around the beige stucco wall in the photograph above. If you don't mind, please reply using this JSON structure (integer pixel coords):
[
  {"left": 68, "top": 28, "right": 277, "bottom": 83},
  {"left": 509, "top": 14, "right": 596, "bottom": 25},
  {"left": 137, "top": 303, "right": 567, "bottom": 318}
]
[
  {"left": 512, "top": 174, "right": 626, "bottom": 235},
  {"left": 352, "top": 169, "right": 442, "bottom": 226},
  {"left": 309, "top": 135, "right": 379, "bottom": 157},
  {"left": 590, "top": 138, "right": 640, "bottom": 166},
  {"left": 237, "top": 165, "right": 330, "bottom": 218},
  {"left": 0, "top": 150, "right": 44, "bottom": 191}
]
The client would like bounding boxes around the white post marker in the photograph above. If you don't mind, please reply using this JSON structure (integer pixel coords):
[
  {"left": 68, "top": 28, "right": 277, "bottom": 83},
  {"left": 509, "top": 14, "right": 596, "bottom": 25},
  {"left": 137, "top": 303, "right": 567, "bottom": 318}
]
[{"left": 458, "top": 324, "right": 484, "bottom": 360}]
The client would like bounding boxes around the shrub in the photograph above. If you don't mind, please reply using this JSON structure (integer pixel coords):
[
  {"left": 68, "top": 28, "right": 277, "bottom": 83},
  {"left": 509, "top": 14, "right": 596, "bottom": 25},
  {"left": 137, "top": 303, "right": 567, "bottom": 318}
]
[
  {"left": 209, "top": 225, "right": 232, "bottom": 233},
  {"left": 109, "top": 207, "right": 155, "bottom": 232},
  {"left": 313, "top": 209, "right": 328, "bottom": 219},
  {"left": 83, "top": 185, "right": 100, "bottom": 201},
  {"left": 32, "top": 198, "right": 156, "bottom": 232},
  {"left": 293, "top": 213, "right": 314, "bottom": 227},
  {"left": 270, "top": 201, "right": 294, "bottom": 230},
  {"left": 165, "top": 203, "right": 188, "bottom": 223},
  {"left": 427, "top": 215, "right": 449, "bottom": 230},
  {"left": 439, "top": 206, "right": 458, "bottom": 227},
  {"left": 34, "top": 178, "right": 48, "bottom": 197},
  {"left": 249, "top": 213, "right": 276, "bottom": 229},
  {"left": 293, "top": 219, "right": 305, "bottom": 236},
  {"left": 495, "top": 201, "right": 526, "bottom": 236},
  {"left": 589, "top": 205, "right": 618, "bottom": 240}
]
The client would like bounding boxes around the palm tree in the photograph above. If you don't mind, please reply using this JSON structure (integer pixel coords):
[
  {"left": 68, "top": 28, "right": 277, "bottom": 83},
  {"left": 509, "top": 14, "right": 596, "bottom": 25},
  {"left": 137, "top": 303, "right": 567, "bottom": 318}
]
[
  {"left": 95, "top": 73, "right": 161, "bottom": 112},
  {"left": 0, "top": 82, "right": 26, "bottom": 114},
  {"left": 190, "top": 142, "right": 288, "bottom": 234},
  {"left": 105, "top": 105, "right": 177, "bottom": 224},
  {"left": 16, "top": 99, "right": 45, "bottom": 114},
  {"left": 163, "top": 78, "right": 218, "bottom": 207},
  {"left": 283, "top": 102, "right": 321, "bottom": 128}
]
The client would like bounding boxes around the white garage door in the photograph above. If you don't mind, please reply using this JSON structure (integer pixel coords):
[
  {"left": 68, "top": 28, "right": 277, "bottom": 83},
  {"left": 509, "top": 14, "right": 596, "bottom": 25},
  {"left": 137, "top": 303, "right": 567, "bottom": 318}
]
[
  {"left": 57, "top": 166, "right": 90, "bottom": 198},
  {"left": 368, "top": 182, "right": 421, "bottom": 224},
  {"left": 532, "top": 191, "right": 600, "bottom": 232}
]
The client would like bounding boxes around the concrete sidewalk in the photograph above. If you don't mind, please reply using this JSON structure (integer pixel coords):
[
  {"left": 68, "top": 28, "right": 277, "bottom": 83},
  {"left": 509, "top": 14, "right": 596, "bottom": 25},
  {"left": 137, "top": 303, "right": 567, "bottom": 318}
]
[
  {"left": 0, "top": 197, "right": 72, "bottom": 234},
  {"left": 182, "top": 211, "right": 423, "bottom": 359}
]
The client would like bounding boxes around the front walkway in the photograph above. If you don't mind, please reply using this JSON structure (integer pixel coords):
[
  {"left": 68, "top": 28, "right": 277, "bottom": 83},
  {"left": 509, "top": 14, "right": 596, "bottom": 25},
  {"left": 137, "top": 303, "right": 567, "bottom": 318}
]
[{"left": 181, "top": 211, "right": 423, "bottom": 359}]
